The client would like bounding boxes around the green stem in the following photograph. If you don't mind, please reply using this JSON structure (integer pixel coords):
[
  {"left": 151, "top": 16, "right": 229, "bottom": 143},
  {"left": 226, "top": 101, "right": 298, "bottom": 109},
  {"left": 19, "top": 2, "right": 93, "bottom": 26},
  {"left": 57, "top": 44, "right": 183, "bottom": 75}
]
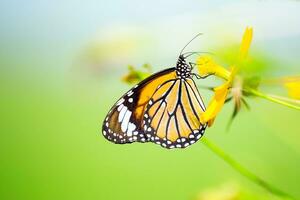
[
  {"left": 246, "top": 89, "right": 300, "bottom": 110},
  {"left": 268, "top": 94, "right": 300, "bottom": 105},
  {"left": 201, "top": 137, "right": 295, "bottom": 199}
]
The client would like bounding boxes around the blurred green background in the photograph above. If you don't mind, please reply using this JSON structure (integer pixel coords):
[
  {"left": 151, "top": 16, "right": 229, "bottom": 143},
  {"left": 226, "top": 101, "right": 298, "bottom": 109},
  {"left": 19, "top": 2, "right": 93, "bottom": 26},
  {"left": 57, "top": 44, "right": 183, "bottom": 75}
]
[{"left": 1, "top": 1, "right": 300, "bottom": 200}]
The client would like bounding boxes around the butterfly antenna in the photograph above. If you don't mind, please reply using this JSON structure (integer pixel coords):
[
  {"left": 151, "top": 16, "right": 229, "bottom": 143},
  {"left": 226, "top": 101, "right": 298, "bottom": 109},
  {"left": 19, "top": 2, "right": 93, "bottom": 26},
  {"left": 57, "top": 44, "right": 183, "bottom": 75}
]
[
  {"left": 182, "top": 51, "right": 214, "bottom": 58},
  {"left": 179, "top": 33, "right": 203, "bottom": 56}
]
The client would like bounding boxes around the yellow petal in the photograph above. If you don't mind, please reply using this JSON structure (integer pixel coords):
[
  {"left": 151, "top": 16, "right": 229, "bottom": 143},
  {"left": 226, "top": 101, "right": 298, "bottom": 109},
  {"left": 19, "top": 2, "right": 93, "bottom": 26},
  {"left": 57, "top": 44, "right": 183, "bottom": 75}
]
[
  {"left": 200, "top": 67, "right": 237, "bottom": 126},
  {"left": 196, "top": 56, "right": 231, "bottom": 80},
  {"left": 228, "top": 66, "right": 238, "bottom": 83},
  {"left": 269, "top": 75, "right": 300, "bottom": 100},
  {"left": 201, "top": 82, "right": 230, "bottom": 126},
  {"left": 239, "top": 26, "right": 253, "bottom": 60},
  {"left": 284, "top": 81, "right": 300, "bottom": 100}
]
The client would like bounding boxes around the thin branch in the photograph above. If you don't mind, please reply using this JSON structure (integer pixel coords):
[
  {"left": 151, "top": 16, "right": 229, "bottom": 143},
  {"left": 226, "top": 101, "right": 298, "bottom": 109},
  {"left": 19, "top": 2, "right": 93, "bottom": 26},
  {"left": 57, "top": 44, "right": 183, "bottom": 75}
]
[
  {"left": 268, "top": 94, "right": 300, "bottom": 105},
  {"left": 246, "top": 89, "right": 300, "bottom": 110},
  {"left": 201, "top": 137, "right": 296, "bottom": 199}
]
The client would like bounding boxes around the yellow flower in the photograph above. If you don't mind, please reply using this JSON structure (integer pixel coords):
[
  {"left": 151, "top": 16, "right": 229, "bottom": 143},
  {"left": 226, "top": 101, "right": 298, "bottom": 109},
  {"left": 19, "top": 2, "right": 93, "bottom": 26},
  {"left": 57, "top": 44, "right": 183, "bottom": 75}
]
[
  {"left": 239, "top": 26, "right": 253, "bottom": 61},
  {"left": 200, "top": 67, "right": 237, "bottom": 126},
  {"left": 122, "top": 64, "right": 152, "bottom": 84},
  {"left": 200, "top": 82, "right": 230, "bottom": 126},
  {"left": 198, "top": 27, "right": 253, "bottom": 125},
  {"left": 283, "top": 76, "right": 300, "bottom": 100},
  {"left": 262, "top": 75, "right": 300, "bottom": 100},
  {"left": 196, "top": 56, "right": 231, "bottom": 80}
]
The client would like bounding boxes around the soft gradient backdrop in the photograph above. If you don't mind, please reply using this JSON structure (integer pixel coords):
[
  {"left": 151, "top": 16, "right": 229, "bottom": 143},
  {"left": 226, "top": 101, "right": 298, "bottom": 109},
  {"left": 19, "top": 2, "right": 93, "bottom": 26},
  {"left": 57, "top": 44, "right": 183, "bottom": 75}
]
[{"left": 1, "top": 1, "right": 300, "bottom": 200}]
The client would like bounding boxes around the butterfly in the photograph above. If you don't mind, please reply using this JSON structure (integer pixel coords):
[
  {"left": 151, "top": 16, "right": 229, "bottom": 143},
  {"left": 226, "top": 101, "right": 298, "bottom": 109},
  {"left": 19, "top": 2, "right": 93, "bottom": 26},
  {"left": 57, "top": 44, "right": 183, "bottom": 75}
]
[{"left": 102, "top": 34, "right": 208, "bottom": 149}]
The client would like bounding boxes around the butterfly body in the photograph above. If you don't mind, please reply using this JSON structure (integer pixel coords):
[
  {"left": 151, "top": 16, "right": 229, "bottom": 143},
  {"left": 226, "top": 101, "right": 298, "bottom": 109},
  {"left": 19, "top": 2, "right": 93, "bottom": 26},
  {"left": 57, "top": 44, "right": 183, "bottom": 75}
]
[
  {"left": 176, "top": 55, "right": 192, "bottom": 78},
  {"left": 102, "top": 55, "right": 207, "bottom": 149}
]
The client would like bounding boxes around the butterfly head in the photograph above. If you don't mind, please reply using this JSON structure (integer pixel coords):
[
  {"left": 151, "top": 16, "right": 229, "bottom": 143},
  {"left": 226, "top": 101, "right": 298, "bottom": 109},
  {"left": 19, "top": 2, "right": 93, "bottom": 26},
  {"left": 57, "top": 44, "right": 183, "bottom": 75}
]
[{"left": 176, "top": 54, "right": 192, "bottom": 78}]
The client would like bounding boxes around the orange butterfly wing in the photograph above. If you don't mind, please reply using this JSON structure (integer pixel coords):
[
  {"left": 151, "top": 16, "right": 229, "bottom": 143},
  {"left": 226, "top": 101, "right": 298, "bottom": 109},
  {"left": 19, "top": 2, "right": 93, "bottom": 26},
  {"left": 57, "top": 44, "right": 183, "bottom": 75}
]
[
  {"left": 143, "top": 78, "right": 207, "bottom": 149},
  {"left": 102, "top": 68, "right": 177, "bottom": 144}
]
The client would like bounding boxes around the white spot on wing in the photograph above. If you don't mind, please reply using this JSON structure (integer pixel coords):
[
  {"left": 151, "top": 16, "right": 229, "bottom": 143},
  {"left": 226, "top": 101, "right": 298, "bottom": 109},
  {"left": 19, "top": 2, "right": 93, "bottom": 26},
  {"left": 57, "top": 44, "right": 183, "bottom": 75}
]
[
  {"left": 121, "top": 110, "right": 132, "bottom": 132},
  {"left": 116, "top": 98, "right": 124, "bottom": 106},
  {"left": 127, "top": 90, "right": 134, "bottom": 96},
  {"left": 127, "top": 123, "right": 136, "bottom": 136},
  {"left": 117, "top": 104, "right": 124, "bottom": 112},
  {"left": 128, "top": 98, "right": 133, "bottom": 103},
  {"left": 118, "top": 106, "right": 127, "bottom": 122}
]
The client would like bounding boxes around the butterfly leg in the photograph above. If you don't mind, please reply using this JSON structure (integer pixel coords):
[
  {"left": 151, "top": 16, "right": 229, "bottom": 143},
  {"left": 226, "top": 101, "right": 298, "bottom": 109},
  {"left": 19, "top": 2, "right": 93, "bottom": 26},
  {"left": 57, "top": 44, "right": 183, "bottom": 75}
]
[
  {"left": 189, "top": 62, "right": 197, "bottom": 69},
  {"left": 192, "top": 72, "right": 215, "bottom": 79},
  {"left": 189, "top": 62, "right": 215, "bottom": 79}
]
